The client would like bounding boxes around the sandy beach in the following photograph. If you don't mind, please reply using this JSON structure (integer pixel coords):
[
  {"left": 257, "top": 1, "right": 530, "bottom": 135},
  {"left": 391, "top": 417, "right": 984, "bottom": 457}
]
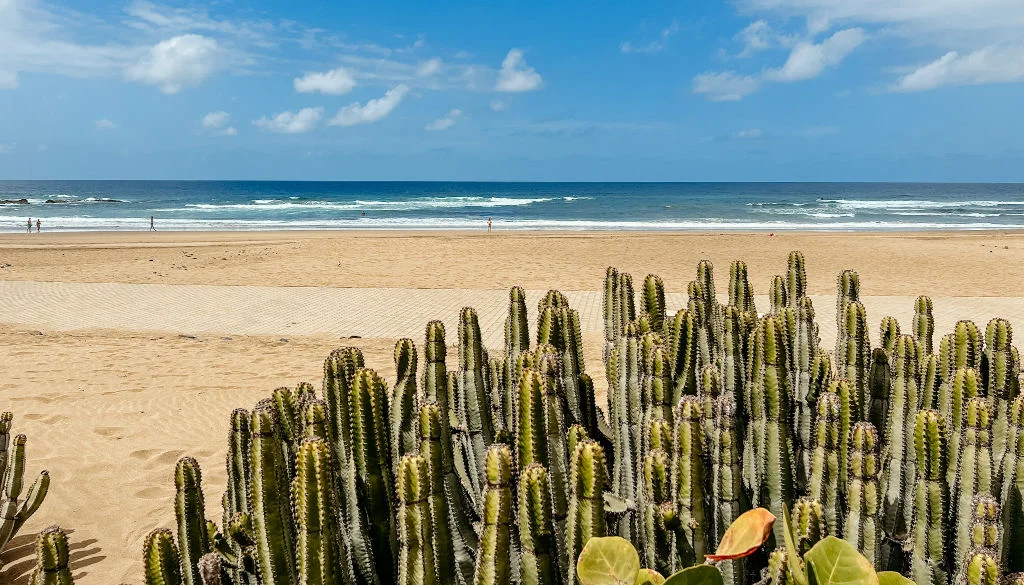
[{"left": 2, "top": 230, "right": 1024, "bottom": 585}]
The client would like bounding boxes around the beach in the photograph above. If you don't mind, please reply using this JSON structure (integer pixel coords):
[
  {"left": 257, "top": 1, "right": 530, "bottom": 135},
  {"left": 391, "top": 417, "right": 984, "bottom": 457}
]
[{"left": 2, "top": 229, "right": 1024, "bottom": 584}]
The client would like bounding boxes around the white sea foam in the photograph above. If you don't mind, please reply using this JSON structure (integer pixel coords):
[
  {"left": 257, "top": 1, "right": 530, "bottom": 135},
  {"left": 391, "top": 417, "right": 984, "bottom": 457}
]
[
  {"left": 818, "top": 198, "right": 1024, "bottom": 210},
  {"left": 175, "top": 196, "right": 555, "bottom": 213}
]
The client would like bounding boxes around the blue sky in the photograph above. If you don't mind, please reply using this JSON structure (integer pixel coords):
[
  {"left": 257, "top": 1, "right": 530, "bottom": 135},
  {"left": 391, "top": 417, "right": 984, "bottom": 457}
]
[{"left": 1, "top": 0, "right": 1024, "bottom": 181}]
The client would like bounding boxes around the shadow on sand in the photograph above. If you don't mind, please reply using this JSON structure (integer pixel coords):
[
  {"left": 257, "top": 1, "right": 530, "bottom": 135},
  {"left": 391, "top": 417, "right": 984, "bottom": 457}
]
[{"left": 0, "top": 528, "right": 105, "bottom": 585}]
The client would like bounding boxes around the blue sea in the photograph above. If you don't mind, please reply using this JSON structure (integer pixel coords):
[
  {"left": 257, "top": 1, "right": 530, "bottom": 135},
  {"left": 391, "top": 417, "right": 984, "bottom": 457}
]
[{"left": 2, "top": 181, "right": 1024, "bottom": 232}]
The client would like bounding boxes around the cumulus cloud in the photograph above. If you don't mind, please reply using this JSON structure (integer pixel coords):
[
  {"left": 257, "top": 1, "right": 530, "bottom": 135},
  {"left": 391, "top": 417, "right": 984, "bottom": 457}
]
[
  {"left": 893, "top": 45, "right": 1024, "bottom": 92},
  {"left": 490, "top": 99, "right": 508, "bottom": 111},
  {"left": 0, "top": 70, "right": 18, "bottom": 90},
  {"left": 736, "top": 20, "right": 775, "bottom": 57},
  {"left": 495, "top": 49, "right": 543, "bottom": 92},
  {"left": 201, "top": 111, "right": 237, "bottom": 135},
  {"left": 416, "top": 58, "right": 443, "bottom": 76},
  {"left": 294, "top": 68, "right": 357, "bottom": 95},
  {"left": 425, "top": 108, "right": 463, "bottom": 131},
  {"left": 253, "top": 107, "right": 324, "bottom": 133},
  {"left": 94, "top": 118, "right": 117, "bottom": 129},
  {"left": 127, "top": 34, "right": 221, "bottom": 93},
  {"left": 329, "top": 84, "right": 409, "bottom": 126},
  {"left": 692, "top": 71, "right": 760, "bottom": 101},
  {"left": 621, "top": 20, "right": 680, "bottom": 54},
  {"left": 763, "top": 28, "right": 866, "bottom": 82}
]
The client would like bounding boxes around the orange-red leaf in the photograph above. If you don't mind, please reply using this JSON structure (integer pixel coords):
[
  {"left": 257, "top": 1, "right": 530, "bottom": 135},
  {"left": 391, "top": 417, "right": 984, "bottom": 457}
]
[{"left": 705, "top": 508, "right": 776, "bottom": 561}]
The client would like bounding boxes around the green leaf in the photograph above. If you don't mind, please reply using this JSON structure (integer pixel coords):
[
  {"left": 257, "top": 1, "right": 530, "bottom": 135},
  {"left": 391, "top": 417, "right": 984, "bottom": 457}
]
[
  {"left": 636, "top": 569, "right": 666, "bottom": 585},
  {"left": 577, "top": 536, "right": 641, "bottom": 585},
  {"left": 804, "top": 537, "right": 878, "bottom": 585},
  {"left": 663, "top": 565, "right": 723, "bottom": 585},
  {"left": 877, "top": 573, "right": 914, "bottom": 585}
]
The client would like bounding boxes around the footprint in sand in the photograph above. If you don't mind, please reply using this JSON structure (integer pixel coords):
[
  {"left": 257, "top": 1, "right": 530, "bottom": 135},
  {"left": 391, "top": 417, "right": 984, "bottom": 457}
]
[
  {"left": 93, "top": 426, "right": 124, "bottom": 438},
  {"left": 25, "top": 413, "right": 70, "bottom": 424},
  {"left": 134, "top": 486, "right": 166, "bottom": 499}
]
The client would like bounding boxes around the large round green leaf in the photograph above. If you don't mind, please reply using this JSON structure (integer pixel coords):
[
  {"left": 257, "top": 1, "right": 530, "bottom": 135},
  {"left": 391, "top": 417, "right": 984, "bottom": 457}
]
[
  {"left": 636, "top": 569, "right": 666, "bottom": 585},
  {"left": 663, "top": 564, "right": 724, "bottom": 585},
  {"left": 577, "top": 536, "right": 641, "bottom": 585},
  {"left": 804, "top": 537, "right": 878, "bottom": 585},
  {"left": 877, "top": 573, "right": 914, "bottom": 585}
]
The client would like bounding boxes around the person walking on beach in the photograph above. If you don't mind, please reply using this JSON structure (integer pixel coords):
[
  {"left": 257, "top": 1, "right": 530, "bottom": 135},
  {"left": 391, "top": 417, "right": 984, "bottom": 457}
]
[
  {"left": 35, "top": 218, "right": 41, "bottom": 233},
  {"left": 487, "top": 217, "right": 492, "bottom": 233},
  {"left": 27, "top": 218, "right": 32, "bottom": 233},
  {"left": 150, "top": 216, "right": 156, "bottom": 231}
]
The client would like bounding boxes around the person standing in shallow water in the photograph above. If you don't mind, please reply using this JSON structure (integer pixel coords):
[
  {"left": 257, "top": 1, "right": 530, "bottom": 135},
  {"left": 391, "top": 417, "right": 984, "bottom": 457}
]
[
  {"left": 35, "top": 218, "right": 40, "bottom": 233},
  {"left": 487, "top": 217, "right": 492, "bottom": 232},
  {"left": 27, "top": 218, "right": 32, "bottom": 233}
]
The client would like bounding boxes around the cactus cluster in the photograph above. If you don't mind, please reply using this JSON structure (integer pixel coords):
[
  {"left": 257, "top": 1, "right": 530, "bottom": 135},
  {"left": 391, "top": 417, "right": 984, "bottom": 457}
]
[
  {"left": 141, "top": 253, "right": 1023, "bottom": 585},
  {"left": 1, "top": 411, "right": 50, "bottom": 551}
]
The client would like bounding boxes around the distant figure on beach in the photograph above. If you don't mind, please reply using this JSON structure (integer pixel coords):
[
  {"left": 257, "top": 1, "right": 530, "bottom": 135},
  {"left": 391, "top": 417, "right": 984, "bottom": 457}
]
[
  {"left": 487, "top": 217, "right": 492, "bottom": 233},
  {"left": 362, "top": 211, "right": 366, "bottom": 217},
  {"left": 27, "top": 218, "right": 32, "bottom": 233},
  {"left": 35, "top": 219, "right": 40, "bottom": 233},
  {"left": 150, "top": 216, "right": 156, "bottom": 231}
]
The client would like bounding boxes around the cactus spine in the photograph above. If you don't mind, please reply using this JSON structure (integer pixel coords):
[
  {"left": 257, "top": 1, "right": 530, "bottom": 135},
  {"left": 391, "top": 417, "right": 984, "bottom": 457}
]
[
  {"left": 175, "top": 457, "right": 210, "bottom": 585},
  {"left": 787, "top": 251, "right": 806, "bottom": 306},
  {"left": 642, "top": 449, "right": 676, "bottom": 576},
  {"left": 806, "top": 393, "right": 842, "bottom": 535},
  {"left": 473, "top": 445, "right": 513, "bottom": 585},
  {"left": 710, "top": 395, "right": 748, "bottom": 585},
  {"left": 392, "top": 339, "right": 420, "bottom": 479},
  {"left": 915, "top": 296, "right": 935, "bottom": 356},
  {"left": 567, "top": 441, "right": 607, "bottom": 585},
  {"left": 144, "top": 528, "right": 183, "bottom": 585},
  {"left": 952, "top": 397, "right": 994, "bottom": 567},
  {"left": 909, "top": 410, "right": 949, "bottom": 585},
  {"left": 30, "top": 526, "right": 73, "bottom": 585},
  {"left": 674, "top": 396, "right": 707, "bottom": 567},
  {"left": 294, "top": 438, "right": 353, "bottom": 585},
  {"left": 397, "top": 454, "right": 436, "bottom": 585},
  {"left": 846, "top": 422, "right": 882, "bottom": 565},
  {"left": 520, "top": 463, "right": 560, "bottom": 585}
]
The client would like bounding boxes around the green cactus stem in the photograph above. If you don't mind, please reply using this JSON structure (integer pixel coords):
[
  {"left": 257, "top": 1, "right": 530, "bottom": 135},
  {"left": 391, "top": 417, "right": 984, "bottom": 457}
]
[
  {"left": 674, "top": 396, "right": 707, "bottom": 567},
  {"left": 909, "top": 409, "right": 949, "bottom": 585},
  {"left": 835, "top": 270, "right": 860, "bottom": 357},
  {"left": 520, "top": 463, "right": 561, "bottom": 585},
  {"left": 29, "top": 526, "right": 74, "bottom": 585},
  {"left": 458, "top": 307, "right": 496, "bottom": 488},
  {"left": 792, "top": 297, "right": 819, "bottom": 488},
  {"left": 667, "top": 309, "right": 698, "bottom": 401},
  {"left": 642, "top": 274, "right": 667, "bottom": 335},
  {"left": 787, "top": 251, "right": 807, "bottom": 306},
  {"left": 729, "top": 260, "right": 756, "bottom": 315},
  {"left": 770, "top": 275, "right": 788, "bottom": 314},
  {"left": 806, "top": 393, "right": 842, "bottom": 535},
  {"left": 144, "top": 528, "right": 184, "bottom": 585},
  {"left": 396, "top": 454, "right": 436, "bottom": 585},
  {"left": 914, "top": 296, "right": 934, "bottom": 356},
  {"left": 792, "top": 498, "right": 826, "bottom": 554},
  {"left": 845, "top": 422, "right": 881, "bottom": 565},
  {"left": 294, "top": 438, "right": 353, "bottom": 585},
  {"left": 392, "top": 339, "right": 420, "bottom": 479},
  {"left": 710, "top": 395, "right": 748, "bottom": 585},
  {"left": 603, "top": 267, "right": 621, "bottom": 361},
  {"left": 952, "top": 397, "right": 994, "bottom": 568},
  {"left": 610, "top": 324, "right": 641, "bottom": 541},
  {"left": 473, "top": 445, "right": 513, "bottom": 585},
  {"left": 249, "top": 403, "right": 298, "bottom": 585},
  {"left": 959, "top": 551, "right": 998, "bottom": 585},
  {"left": 942, "top": 368, "right": 983, "bottom": 489},
  {"left": 567, "top": 441, "right": 607, "bottom": 585},
  {"left": 880, "top": 316, "right": 902, "bottom": 361},
  {"left": 720, "top": 306, "right": 748, "bottom": 409},
  {"left": 642, "top": 449, "right": 677, "bottom": 576},
  {"left": 868, "top": 349, "right": 891, "bottom": 445},
  {"left": 967, "top": 494, "right": 999, "bottom": 554},
  {"left": 175, "top": 457, "right": 211, "bottom": 585},
  {"left": 985, "top": 318, "right": 1018, "bottom": 471},
  {"left": 505, "top": 286, "right": 531, "bottom": 396},
  {"left": 0, "top": 413, "right": 50, "bottom": 550},
  {"left": 840, "top": 300, "right": 872, "bottom": 420},
  {"left": 1000, "top": 395, "right": 1024, "bottom": 573}
]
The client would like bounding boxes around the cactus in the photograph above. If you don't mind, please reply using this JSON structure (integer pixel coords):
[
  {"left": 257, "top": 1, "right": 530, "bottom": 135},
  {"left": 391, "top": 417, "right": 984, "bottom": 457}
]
[
  {"left": 397, "top": 454, "right": 436, "bottom": 585},
  {"left": 249, "top": 402, "right": 299, "bottom": 585},
  {"left": 473, "top": 445, "right": 513, "bottom": 585},
  {"left": 766, "top": 549, "right": 794, "bottom": 585},
  {"left": 698, "top": 365, "right": 720, "bottom": 449},
  {"left": 603, "top": 267, "right": 621, "bottom": 361},
  {"left": 641, "top": 449, "right": 677, "bottom": 576},
  {"left": 710, "top": 395, "right": 748, "bottom": 585},
  {"left": 840, "top": 300, "right": 872, "bottom": 420},
  {"left": 729, "top": 260, "right": 756, "bottom": 315},
  {"left": 1000, "top": 395, "right": 1024, "bottom": 573},
  {"left": 985, "top": 319, "right": 1018, "bottom": 470},
  {"left": 869, "top": 349, "right": 892, "bottom": 445},
  {"left": 520, "top": 464, "right": 560, "bottom": 585},
  {"left": 642, "top": 274, "right": 667, "bottom": 335},
  {"left": 952, "top": 397, "right": 994, "bottom": 567},
  {"left": 29, "top": 526, "right": 74, "bottom": 585},
  {"left": 457, "top": 307, "right": 496, "bottom": 492},
  {"left": 943, "top": 368, "right": 983, "bottom": 489},
  {"left": 914, "top": 296, "right": 934, "bottom": 356},
  {"left": 145, "top": 528, "right": 184, "bottom": 585},
  {"left": 567, "top": 441, "right": 607, "bottom": 585},
  {"left": 792, "top": 498, "right": 826, "bottom": 554},
  {"left": 835, "top": 270, "right": 860, "bottom": 357},
  {"left": 720, "top": 306, "right": 748, "bottom": 409},
  {"left": 610, "top": 325, "right": 642, "bottom": 540},
  {"left": 392, "top": 339, "right": 420, "bottom": 479},
  {"left": 667, "top": 309, "right": 698, "bottom": 401},
  {"left": 770, "top": 275, "right": 788, "bottom": 314},
  {"left": 506, "top": 285, "right": 531, "bottom": 392},
  {"left": 787, "top": 251, "right": 807, "bottom": 306},
  {"left": 921, "top": 354, "right": 941, "bottom": 411},
  {"left": 967, "top": 495, "right": 1000, "bottom": 554},
  {"left": 806, "top": 393, "right": 842, "bottom": 535},
  {"left": 792, "top": 297, "right": 819, "bottom": 487},
  {"left": 0, "top": 412, "right": 50, "bottom": 550},
  {"left": 294, "top": 438, "right": 353, "bottom": 585},
  {"left": 960, "top": 552, "right": 999, "bottom": 585},
  {"left": 696, "top": 260, "right": 720, "bottom": 351},
  {"left": 674, "top": 396, "right": 707, "bottom": 567},
  {"left": 949, "top": 321, "right": 984, "bottom": 375},
  {"left": 537, "top": 356, "right": 571, "bottom": 561},
  {"left": 846, "top": 422, "right": 881, "bottom": 565},
  {"left": 909, "top": 409, "right": 949, "bottom": 585},
  {"left": 175, "top": 457, "right": 211, "bottom": 585},
  {"left": 880, "top": 316, "right": 902, "bottom": 361}
]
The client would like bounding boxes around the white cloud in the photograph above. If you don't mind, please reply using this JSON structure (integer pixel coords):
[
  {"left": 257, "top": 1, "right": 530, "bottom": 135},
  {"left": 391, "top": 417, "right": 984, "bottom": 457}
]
[
  {"left": 253, "top": 107, "right": 324, "bottom": 133},
  {"left": 95, "top": 118, "right": 117, "bottom": 129},
  {"left": 425, "top": 108, "right": 463, "bottom": 131},
  {"left": 416, "top": 57, "right": 443, "bottom": 76},
  {"left": 692, "top": 71, "right": 760, "bottom": 101},
  {"left": 621, "top": 20, "right": 680, "bottom": 54},
  {"left": 294, "top": 68, "right": 357, "bottom": 95},
  {"left": 763, "top": 28, "right": 866, "bottom": 82},
  {"left": 329, "top": 84, "right": 409, "bottom": 126},
  {"left": 893, "top": 45, "right": 1024, "bottom": 92},
  {"left": 736, "top": 20, "right": 774, "bottom": 57},
  {"left": 736, "top": 128, "right": 762, "bottom": 138},
  {"left": 201, "top": 111, "right": 237, "bottom": 135},
  {"left": 490, "top": 99, "right": 508, "bottom": 111},
  {"left": 220, "top": 126, "right": 238, "bottom": 136},
  {"left": 127, "top": 34, "right": 221, "bottom": 93},
  {"left": 495, "top": 49, "right": 543, "bottom": 92},
  {"left": 0, "top": 70, "right": 18, "bottom": 90}
]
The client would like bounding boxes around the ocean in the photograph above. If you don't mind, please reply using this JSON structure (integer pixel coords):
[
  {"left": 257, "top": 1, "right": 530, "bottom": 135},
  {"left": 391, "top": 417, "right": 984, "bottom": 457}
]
[{"left": 2, "top": 181, "right": 1024, "bottom": 232}]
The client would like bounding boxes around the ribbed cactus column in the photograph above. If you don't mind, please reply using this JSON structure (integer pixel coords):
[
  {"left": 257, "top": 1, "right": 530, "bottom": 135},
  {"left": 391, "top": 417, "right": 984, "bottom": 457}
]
[
  {"left": 674, "top": 396, "right": 707, "bottom": 567},
  {"left": 249, "top": 403, "right": 298, "bottom": 585},
  {"left": 537, "top": 355, "right": 571, "bottom": 566},
  {"left": 720, "top": 306, "right": 748, "bottom": 409},
  {"left": 505, "top": 286, "right": 531, "bottom": 403},
  {"left": 787, "top": 251, "right": 806, "bottom": 307},
  {"left": 949, "top": 320, "right": 983, "bottom": 374},
  {"left": 294, "top": 438, "right": 353, "bottom": 585},
  {"left": 603, "top": 267, "right": 621, "bottom": 361},
  {"left": 952, "top": 397, "right": 994, "bottom": 568},
  {"left": 910, "top": 410, "right": 949, "bottom": 585},
  {"left": 880, "top": 335, "right": 922, "bottom": 572},
  {"left": 397, "top": 454, "right": 436, "bottom": 585},
  {"left": 611, "top": 324, "right": 642, "bottom": 541},
  {"left": 144, "top": 528, "right": 183, "bottom": 585},
  {"left": 350, "top": 368, "right": 398, "bottom": 585},
  {"left": 729, "top": 260, "right": 756, "bottom": 315},
  {"left": 845, "top": 422, "right": 881, "bottom": 565},
  {"left": 30, "top": 526, "right": 74, "bottom": 585},
  {"left": 473, "top": 445, "right": 513, "bottom": 585},
  {"left": 642, "top": 274, "right": 667, "bottom": 335},
  {"left": 942, "top": 368, "right": 982, "bottom": 489},
  {"left": 392, "top": 339, "right": 420, "bottom": 478},
  {"left": 520, "top": 464, "right": 560, "bottom": 585},
  {"left": 174, "top": 457, "right": 210, "bottom": 585},
  {"left": 567, "top": 441, "right": 607, "bottom": 585},
  {"left": 667, "top": 309, "right": 698, "bottom": 401},
  {"left": 959, "top": 552, "right": 999, "bottom": 585},
  {"left": 0, "top": 413, "right": 50, "bottom": 550},
  {"left": 914, "top": 296, "right": 934, "bottom": 356},
  {"left": 642, "top": 449, "right": 677, "bottom": 576},
  {"left": 1000, "top": 395, "right": 1024, "bottom": 573},
  {"left": 966, "top": 495, "right": 1000, "bottom": 557},
  {"left": 710, "top": 395, "right": 748, "bottom": 585},
  {"left": 835, "top": 270, "right": 860, "bottom": 359},
  {"left": 985, "top": 318, "right": 1017, "bottom": 469},
  {"left": 769, "top": 275, "right": 788, "bottom": 314},
  {"left": 793, "top": 296, "right": 819, "bottom": 487},
  {"left": 879, "top": 316, "right": 902, "bottom": 361},
  {"left": 921, "top": 354, "right": 941, "bottom": 411},
  {"left": 696, "top": 260, "right": 719, "bottom": 351},
  {"left": 806, "top": 393, "right": 842, "bottom": 535},
  {"left": 517, "top": 369, "right": 548, "bottom": 471},
  {"left": 792, "top": 498, "right": 826, "bottom": 554},
  {"left": 687, "top": 283, "right": 714, "bottom": 373},
  {"left": 840, "top": 300, "right": 872, "bottom": 420},
  {"left": 459, "top": 307, "right": 496, "bottom": 487},
  {"left": 698, "top": 365, "right": 720, "bottom": 450},
  {"left": 869, "top": 349, "right": 891, "bottom": 444}
]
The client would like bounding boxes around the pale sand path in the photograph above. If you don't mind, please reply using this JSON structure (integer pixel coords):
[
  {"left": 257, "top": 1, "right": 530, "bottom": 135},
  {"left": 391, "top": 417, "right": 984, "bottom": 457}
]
[{"left": 2, "top": 280, "right": 1022, "bottom": 348}]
